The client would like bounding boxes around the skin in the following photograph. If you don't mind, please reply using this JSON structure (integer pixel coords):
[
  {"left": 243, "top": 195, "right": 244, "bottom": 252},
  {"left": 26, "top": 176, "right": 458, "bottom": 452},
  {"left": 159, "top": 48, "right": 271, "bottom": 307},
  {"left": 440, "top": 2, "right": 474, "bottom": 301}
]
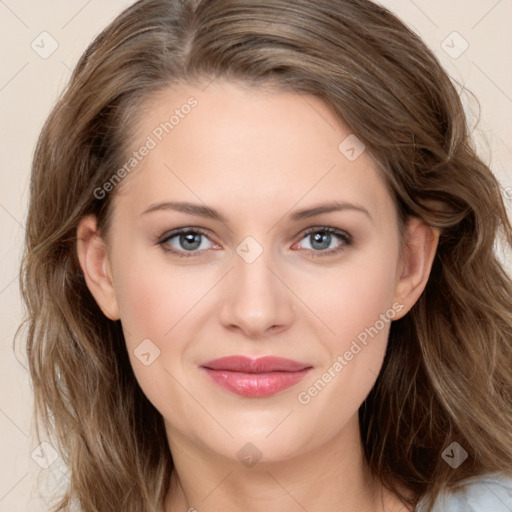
[{"left": 77, "top": 80, "right": 439, "bottom": 511}]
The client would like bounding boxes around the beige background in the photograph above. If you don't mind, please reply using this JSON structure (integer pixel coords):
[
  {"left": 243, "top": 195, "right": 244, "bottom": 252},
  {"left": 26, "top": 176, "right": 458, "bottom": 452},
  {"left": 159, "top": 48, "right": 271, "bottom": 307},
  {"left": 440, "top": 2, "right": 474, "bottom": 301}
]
[{"left": 1, "top": 1, "right": 511, "bottom": 510}]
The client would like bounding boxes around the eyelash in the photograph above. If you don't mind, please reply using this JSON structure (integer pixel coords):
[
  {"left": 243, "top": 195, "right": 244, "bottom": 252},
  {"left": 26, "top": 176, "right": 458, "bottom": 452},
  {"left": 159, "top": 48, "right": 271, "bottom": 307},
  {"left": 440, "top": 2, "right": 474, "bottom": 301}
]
[{"left": 157, "top": 226, "right": 352, "bottom": 259}]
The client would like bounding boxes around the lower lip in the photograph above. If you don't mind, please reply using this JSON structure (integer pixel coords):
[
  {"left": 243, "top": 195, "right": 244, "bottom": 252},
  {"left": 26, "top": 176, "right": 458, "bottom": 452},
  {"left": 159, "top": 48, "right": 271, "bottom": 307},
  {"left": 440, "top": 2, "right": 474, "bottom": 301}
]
[{"left": 202, "top": 368, "right": 311, "bottom": 398}]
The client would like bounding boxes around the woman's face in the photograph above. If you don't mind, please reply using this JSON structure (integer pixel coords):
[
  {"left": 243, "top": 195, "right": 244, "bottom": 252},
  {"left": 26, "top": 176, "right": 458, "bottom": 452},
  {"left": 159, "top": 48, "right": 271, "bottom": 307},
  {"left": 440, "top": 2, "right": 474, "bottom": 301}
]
[{"left": 81, "top": 80, "right": 433, "bottom": 466}]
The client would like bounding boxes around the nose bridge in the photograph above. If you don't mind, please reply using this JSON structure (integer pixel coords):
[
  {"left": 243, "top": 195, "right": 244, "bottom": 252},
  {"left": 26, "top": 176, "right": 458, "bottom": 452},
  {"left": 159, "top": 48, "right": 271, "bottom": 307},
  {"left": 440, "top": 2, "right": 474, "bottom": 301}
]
[
  {"left": 218, "top": 235, "right": 295, "bottom": 335},
  {"left": 235, "top": 243, "right": 276, "bottom": 297}
]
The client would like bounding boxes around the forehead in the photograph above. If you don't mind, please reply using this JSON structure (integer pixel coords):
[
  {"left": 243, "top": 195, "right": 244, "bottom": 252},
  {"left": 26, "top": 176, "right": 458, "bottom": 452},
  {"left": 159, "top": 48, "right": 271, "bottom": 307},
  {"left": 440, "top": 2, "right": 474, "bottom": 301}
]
[{"left": 111, "top": 80, "right": 393, "bottom": 225}]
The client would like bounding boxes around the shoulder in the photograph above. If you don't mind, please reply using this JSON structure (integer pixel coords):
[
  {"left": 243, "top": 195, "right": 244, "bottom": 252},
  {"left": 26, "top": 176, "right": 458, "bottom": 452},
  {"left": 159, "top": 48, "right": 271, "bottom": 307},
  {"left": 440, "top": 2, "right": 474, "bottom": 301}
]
[{"left": 415, "top": 472, "right": 512, "bottom": 512}]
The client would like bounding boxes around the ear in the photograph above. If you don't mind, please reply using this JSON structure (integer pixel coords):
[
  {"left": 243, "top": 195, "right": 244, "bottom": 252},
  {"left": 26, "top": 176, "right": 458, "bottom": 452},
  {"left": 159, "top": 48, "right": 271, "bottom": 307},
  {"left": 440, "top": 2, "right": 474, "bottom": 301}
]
[
  {"left": 392, "top": 217, "right": 439, "bottom": 320},
  {"left": 76, "top": 214, "right": 120, "bottom": 321}
]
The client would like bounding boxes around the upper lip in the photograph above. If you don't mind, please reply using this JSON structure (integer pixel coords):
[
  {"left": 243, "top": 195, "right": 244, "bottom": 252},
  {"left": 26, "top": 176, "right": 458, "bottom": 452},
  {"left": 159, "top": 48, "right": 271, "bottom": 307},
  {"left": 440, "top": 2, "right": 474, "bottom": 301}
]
[{"left": 201, "top": 356, "right": 311, "bottom": 373}]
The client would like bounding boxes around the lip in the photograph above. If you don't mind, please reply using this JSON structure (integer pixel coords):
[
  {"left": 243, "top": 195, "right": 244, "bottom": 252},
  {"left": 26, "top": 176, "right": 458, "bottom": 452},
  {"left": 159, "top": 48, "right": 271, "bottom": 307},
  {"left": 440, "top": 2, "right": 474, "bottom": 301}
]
[{"left": 200, "top": 356, "right": 312, "bottom": 398}]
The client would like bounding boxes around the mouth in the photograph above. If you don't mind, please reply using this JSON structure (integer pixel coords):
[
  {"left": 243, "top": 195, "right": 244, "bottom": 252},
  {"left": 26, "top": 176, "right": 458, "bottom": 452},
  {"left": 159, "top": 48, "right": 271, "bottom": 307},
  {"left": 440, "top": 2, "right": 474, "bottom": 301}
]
[{"left": 200, "top": 356, "right": 312, "bottom": 398}]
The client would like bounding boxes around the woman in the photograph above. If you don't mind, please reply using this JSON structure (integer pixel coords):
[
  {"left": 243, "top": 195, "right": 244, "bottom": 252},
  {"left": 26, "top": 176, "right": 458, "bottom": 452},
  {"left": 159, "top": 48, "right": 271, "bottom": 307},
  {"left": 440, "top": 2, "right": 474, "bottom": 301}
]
[{"left": 19, "top": 0, "right": 512, "bottom": 510}]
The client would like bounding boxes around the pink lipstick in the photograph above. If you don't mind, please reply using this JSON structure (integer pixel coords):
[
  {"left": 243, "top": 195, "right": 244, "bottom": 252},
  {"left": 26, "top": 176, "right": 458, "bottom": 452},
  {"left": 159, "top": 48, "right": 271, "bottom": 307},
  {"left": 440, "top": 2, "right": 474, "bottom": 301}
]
[{"left": 200, "top": 356, "right": 312, "bottom": 398}]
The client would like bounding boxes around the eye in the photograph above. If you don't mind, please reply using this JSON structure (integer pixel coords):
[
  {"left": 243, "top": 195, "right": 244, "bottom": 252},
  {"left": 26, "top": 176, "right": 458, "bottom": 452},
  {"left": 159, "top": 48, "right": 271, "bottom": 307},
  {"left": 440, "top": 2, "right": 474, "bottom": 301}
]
[
  {"left": 294, "top": 227, "right": 352, "bottom": 257},
  {"left": 157, "top": 226, "right": 352, "bottom": 259},
  {"left": 158, "top": 228, "right": 218, "bottom": 257}
]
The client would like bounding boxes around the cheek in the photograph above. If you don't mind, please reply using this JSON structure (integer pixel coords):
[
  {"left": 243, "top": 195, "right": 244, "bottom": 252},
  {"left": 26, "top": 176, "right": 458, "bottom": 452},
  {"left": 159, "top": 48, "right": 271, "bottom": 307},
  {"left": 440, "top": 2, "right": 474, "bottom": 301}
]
[
  {"left": 297, "top": 241, "right": 400, "bottom": 344},
  {"left": 339, "top": 267, "right": 397, "bottom": 339},
  {"left": 293, "top": 239, "right": 399, "bottom": 404},
  {"left": 112, "top": 251, "right": 209, "bottom": 409},
  {"left": 113, "top": 250, "right": 212, "bottom": 343}
]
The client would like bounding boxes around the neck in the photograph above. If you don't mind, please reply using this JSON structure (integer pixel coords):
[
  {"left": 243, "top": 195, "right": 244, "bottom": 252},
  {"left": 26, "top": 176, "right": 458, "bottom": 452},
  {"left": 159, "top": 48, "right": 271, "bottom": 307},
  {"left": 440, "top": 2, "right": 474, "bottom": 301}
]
[{"left": 164, "top": 416, "right": 412, "bottom": 512}]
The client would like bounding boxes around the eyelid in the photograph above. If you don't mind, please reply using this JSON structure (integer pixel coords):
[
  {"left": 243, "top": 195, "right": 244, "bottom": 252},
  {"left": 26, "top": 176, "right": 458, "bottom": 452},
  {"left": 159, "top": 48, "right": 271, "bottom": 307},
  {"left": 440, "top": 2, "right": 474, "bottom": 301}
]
[
  {"left": 157, "top": 226, "right": 213, "bottom": 244},
  {"left": 297, "top": 226, "right": 352, "bottom": 244}
]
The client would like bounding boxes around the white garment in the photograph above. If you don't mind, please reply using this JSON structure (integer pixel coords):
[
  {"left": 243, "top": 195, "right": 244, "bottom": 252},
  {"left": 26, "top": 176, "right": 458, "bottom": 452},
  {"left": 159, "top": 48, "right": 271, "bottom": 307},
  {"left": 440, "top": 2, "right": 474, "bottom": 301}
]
[{"left": 415, "top": 472, "right": 512, "bottom": 511}]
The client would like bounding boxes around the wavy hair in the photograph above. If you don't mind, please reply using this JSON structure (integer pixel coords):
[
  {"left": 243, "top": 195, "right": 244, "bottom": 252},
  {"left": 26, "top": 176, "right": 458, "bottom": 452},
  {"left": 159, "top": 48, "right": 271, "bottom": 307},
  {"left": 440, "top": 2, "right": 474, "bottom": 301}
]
[{"left": 18, "top": 0, "right": 512, "bottom": 510}]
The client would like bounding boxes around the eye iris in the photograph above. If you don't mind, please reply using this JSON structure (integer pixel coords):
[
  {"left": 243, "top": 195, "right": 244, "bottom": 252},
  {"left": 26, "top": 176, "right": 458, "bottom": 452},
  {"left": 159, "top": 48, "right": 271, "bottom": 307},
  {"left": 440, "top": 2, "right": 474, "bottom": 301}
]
[
  {"left": 311, "top": 232, "right": 331, "bottom": 250},
  {"left": 180, "top": 232, "right": 202, "bottom": 250}
]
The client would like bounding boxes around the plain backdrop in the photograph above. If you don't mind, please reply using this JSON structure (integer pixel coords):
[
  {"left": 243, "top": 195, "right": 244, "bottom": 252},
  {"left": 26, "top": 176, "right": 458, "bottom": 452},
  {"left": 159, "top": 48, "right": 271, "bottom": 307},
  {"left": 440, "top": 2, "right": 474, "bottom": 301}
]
[{"left": 1, "top": 1, "right": 511, "bottom": 510}]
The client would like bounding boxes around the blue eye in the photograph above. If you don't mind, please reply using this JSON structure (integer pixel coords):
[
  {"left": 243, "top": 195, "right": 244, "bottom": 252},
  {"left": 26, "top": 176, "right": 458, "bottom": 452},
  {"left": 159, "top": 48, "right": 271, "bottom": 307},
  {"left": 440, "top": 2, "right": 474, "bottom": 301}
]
[
  {"left": 158, "top": 228, "right": 216, "bottom": 257},
  {"left": 295, "top": 227, "right": 351, "bottom": 257},
  {"left": 157, "top": 226, "right": 352, "bottom": 259}
]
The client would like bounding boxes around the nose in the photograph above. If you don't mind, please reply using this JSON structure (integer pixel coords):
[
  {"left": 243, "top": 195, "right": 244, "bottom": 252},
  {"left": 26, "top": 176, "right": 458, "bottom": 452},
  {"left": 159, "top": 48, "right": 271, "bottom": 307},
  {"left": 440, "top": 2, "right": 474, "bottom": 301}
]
[{"left": 218, "top": 247, "right": 296, "bottom": 339}]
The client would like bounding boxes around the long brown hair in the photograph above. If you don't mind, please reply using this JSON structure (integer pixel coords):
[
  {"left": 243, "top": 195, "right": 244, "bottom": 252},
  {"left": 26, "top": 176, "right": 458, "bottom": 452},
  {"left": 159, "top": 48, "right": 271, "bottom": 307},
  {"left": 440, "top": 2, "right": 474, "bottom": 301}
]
[{"left": 18, "top": 0, "right": 512, "bottom": 510}]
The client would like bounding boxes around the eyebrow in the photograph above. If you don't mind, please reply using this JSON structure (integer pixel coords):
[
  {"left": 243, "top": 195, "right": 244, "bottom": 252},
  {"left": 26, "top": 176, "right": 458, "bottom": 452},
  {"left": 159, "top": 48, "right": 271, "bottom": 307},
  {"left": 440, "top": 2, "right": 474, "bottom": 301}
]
[
  {"left": 141, "top": 201, "right": 228, "bottom": 222},
  {"left": 289, "top": 201, "right": 372, "bottom": 222},
  {"left": 141, "top": 200, "right": 372, "bottom": 223}
]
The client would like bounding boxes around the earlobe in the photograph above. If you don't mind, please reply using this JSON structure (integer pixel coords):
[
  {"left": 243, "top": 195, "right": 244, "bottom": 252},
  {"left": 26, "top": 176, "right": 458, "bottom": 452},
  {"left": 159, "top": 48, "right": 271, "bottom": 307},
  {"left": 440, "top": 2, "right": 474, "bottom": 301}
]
[
  {"left": 392, "top": 217, "right": 440, "bottom": 320},
  {"left": 76, "top": 214, "right": 120, "bottom": 321}
]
